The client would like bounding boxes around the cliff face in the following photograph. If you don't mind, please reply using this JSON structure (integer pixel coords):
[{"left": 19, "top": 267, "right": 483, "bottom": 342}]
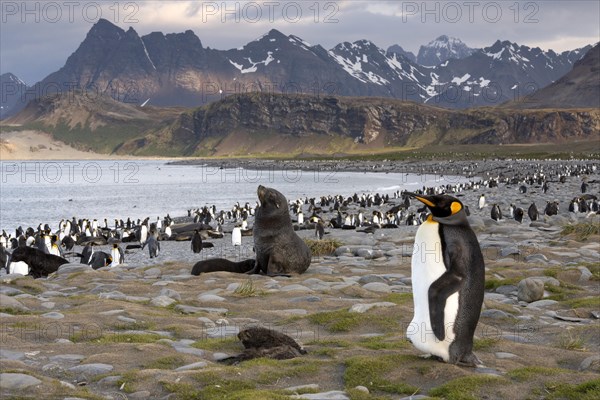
[
  {"left": 9, "top": 91, "right": 599, "bottom": 156},
  {"left": 118, "top": 94, "right": 600, "bottom": 156}
]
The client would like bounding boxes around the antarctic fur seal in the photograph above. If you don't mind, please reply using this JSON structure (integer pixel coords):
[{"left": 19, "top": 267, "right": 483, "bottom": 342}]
[
  {"left": 9, "top": 246, "right": 69, "bottom": 278},
  {"left": 249, "top": 185, "right": 311, "bottom": 275},
  {"left": 218, "top": 326, "right": 307, "bottom": 364}
]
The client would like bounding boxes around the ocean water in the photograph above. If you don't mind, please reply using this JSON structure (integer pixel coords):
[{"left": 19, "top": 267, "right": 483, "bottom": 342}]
[{"left": 0, "top": 160, "right": 468, "bottom": 232}]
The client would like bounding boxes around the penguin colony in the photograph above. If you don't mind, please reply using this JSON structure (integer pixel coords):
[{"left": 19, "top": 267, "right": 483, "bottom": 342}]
[{"left": 1, "top": 161, "right": 598, "bottom": 367}]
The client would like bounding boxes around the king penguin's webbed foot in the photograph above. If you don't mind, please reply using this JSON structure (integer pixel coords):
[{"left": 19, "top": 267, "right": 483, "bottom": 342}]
[{"left": 457, "top": 353, "right": 483, "bottom": 368}]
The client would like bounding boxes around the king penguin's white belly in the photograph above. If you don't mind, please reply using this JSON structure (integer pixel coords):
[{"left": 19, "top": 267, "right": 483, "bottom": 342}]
[
  {"left": 110, "top": 248, "right": 120, "bottom": 266},
  {"left": 406, "top": 219, "right": 459, "bottom": 361}
]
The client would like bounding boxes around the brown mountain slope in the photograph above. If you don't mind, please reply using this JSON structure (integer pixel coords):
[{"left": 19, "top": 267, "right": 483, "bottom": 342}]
[
  {"left": 7, "top": 92, "right": 599, "bottom": 156},
  {"left": 7, "top": 92, "right": 182, "bottom": 153}
]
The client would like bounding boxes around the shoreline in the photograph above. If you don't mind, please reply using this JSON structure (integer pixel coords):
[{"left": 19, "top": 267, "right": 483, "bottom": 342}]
[{"left": 168, "top": 158, "right": 600, "bottom": 178}]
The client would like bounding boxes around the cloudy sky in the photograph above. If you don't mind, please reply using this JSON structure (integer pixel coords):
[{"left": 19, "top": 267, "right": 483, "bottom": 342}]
[{"left": 1, "top": 0, "right": 598, "bottom": 85}]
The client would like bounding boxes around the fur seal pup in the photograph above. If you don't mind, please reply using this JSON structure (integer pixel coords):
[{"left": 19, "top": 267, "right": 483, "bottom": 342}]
[
  {"left": 9, "top": 246, "right": 69, "bottom": 278},
  {"left": 191, "top": 258, "right": 255, "bottom": 275},
  {"left": 219, "top": 327, "right": 307, "bottom": 365},
  {"left": 249, "top": 185, "right": 311, "bottom": 275},
  {"left": 404, "top": 193, "right": 485, "bottom": 367}
]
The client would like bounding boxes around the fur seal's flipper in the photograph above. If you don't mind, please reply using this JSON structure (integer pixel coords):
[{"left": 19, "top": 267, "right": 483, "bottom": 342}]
[{"left": 191, "top": 258, "right": 255, "bottom": 275}]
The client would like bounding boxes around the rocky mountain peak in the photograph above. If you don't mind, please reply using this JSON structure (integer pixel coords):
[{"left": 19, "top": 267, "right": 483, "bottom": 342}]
[
  {"left": 417, "top": 35, "right": 475, "bottom": 66},
  {"left": 386, "top": 44, "right": 417, "bottom": 63}
]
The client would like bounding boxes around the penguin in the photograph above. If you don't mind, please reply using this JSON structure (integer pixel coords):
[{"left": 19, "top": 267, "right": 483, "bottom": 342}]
[
  {"left": 144, "top": 235, "right": 160, "bottom": 258},
  {"left": 569, "top": 199, "right": 579, "bottom": 213},
  {"left": 315, "top": 220, "right": 325, "bottom": 240},
  {"left": 48, "top": 235, "right": 62, "bottom": 257},
  {"left": 528, "top": 203, "right": 539, "bottom": 221},
  {"left": 61, "top": 235, "right": 75, "bottom": 251},
  {"left": 232, "top": 226, "right": 242, "bottom": 247},
  {"left": 297, "top": 211, "right": 304, "bottom": 225},
  {"left": 478, "top": 194, "right": 486, "bottom": 210},
  {"left": 514, "top": 207, "right": 524, "bottom": 223},
  {"left": 89, "top": 251, "right": 112, "bottom": 269},
  {"left": 544, "top": 201, "right": 559, "bottom": 216},
  {"left": 110, "top": 243, "right": 125, "bottom": 267},
  {"left": 404, "top": 192, "right": 485, "bottom": 367},
  {"left": 139, "top": 224, "right": 148, "bottom": 246},
  {"left": 490, "top": 204, "right": 502, "bottom": 221},
  {"left": 0, "top": 242, "right": 9, "bottom": 272},
  {"left": 81, "top": 243, "right": 94, "bottom": 264},
  {"left": 191, "top": 229, "right": 203, "bottom": 253}
]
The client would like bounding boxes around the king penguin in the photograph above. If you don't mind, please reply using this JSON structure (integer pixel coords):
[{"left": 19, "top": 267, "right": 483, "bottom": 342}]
[
  {"left": 405, "top": 192, "right": 485, "bottom": 367},
  {"left": 232, "top": 226, "right": 242, "bottom": 247},
  {"left": 110, "top": 243, "right": 125, "bottom": 267},
  {"left": 191, "top": 229, "right": 203, "bottom": 254}
]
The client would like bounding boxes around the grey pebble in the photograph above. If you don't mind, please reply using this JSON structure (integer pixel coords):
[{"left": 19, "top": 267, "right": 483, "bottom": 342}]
[
  {"left": 150, "top": 295, "right": 177, "bottom": 307},
  {"left": 362, "top": 282, "right": 391, "bottom": 293},
  {"left": 291, "top": 391, "right": 349, "bottom": 400},
  {"left": 495, "top": 352, "right": 519, "bottom": 359},
  {"left": 159, "top": 288, "right": 181, "bottom": 300},
  {"left": 0, "top": 286, "right": 24, "bottom": 296},
  {"left": 579, "top": 354, "right": 600, "bottom": 371},
  {"left": 527, "top": 299, "right": 559, "bottom": 308},
  {"left": 175, "top": 361, "right": 208, "bottom": 371},
  {"left": 481, "top": 309, "right": 514, "bottom": 319},
  {"left": 0, "top": 294, "right": 29, "bottom": 311},
  {"left": 0, "top": 373, "right": 42, "bottom": 390},
  {"left": 197, "top": 294, "right": 227, "bottom": 302},
  {"left": 41, "top": 312, "right": 64, "bottom": 319},
  {"left": 49, "top": 354, "right": 86, "bottom": 363},
  {"left": 0, "top": 349, "right": 25, "bottom": 361},
  {"left": 517, "top": 278, "right": 544, "bottom": 303},
  {"left": 68, "top": 363, "right": 114, "bottom": 375}
]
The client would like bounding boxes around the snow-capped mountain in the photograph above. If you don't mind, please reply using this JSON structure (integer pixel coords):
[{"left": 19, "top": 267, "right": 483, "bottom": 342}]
[
  {"left": 426, "top": 40, "right": 593, "bottom": 108},
  {"left": 0, "top": 73, "right": 27, "bottom": 119},
  {"left": 417, "top": 35, "right": 476, "bottom": 66},
  {"left": 386, "top": 44, "right": 417, "bottom": 63},
  {"left": 1, "top": 20, "right": 594, "bottom": 119}
]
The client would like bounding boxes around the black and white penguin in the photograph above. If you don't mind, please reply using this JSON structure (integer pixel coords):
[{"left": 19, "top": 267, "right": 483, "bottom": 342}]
[
  {"left": 544, "top": 201, "right": 559, "bottom": 216},
  {"left": 89, "top": 251, "right": 112, "bottom": 269},
  {"left": 490, "top": 204, "right": 502, "bottom": 221},
  {"left": 405, "top": 192, "right": 485, "bottom": 367},
  {"left": 478, "top": 194, "right": 486, "bottom": 210},
  {"left": 144, "top": 235, "right": 160, "bottom": 258},
  {"left": 232, "top": 226, "right": 242, "bottom": 246},
  {"left": 191, "top": 229, "right": 203, "bottom": 254},
  {"left": 110, "top": 243, "right": 125, "bottom": 267},
  {"left": 528, "top": 202, "right": 539, "bottom": 221},
  {"left": 81, "top": 243, "right": 95, "bottom": 264},
  {"left": 581, "top": 181, "right": 588, "bottom": 193},
  {"left": 315, "top": 220, "right": 325, "bottom": 240},
  {"left": 514, "top": 207, "right": 524, "bottom": 223}
]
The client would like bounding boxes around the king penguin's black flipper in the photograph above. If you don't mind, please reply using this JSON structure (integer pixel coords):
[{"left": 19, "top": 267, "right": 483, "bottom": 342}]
[{"left": 428, "top": 271, "right": 463, "bottom": 341}]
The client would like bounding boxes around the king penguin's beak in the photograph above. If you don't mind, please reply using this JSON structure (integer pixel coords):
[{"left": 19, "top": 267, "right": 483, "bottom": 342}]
[{"left": 404, "top": 192, "right": 435, "bottom": 208}]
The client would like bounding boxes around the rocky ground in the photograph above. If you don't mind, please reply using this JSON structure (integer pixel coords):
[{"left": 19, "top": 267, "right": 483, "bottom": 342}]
[{"left": 1, "top": 161, "right": 599, "bottom": 400}]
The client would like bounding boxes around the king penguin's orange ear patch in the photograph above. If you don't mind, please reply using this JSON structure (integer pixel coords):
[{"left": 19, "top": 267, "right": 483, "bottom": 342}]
[{"left": 450, "top": 201, "right": 462, "bottom": 215}]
